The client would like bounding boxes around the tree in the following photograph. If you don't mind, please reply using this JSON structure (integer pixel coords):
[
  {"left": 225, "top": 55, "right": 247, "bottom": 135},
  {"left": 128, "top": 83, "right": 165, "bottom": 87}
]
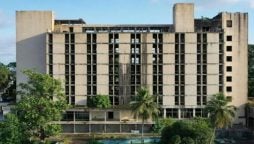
[
  {"left": 130, "top": 87, "right": 160, "bottom": 143},
  {"left": 16, "top": 70, "right": 68, "bottom": 142},
  {"left": 87, "top": 94, "right": 111, "bottom": 108},
  {"left": 160, "top": 118, "right": 213, "bottom": 144},
  {"left": 0, "top": 64, "right": 10, "bottom": 90},
  {"left": 1, "top": 62, "right": 16, "bottom": 102},
  {"left": 181, "top": 137, "right": 194, "bottom": 144},
  {"left": 170, "top": 135, "right": 181, "bottom": 144},
  {"left": 0, "top": 114, "right": 23, "bottom": 144},
  {"left": 153, "top": 118, "right": 174, "bottom": 134},
  {"left": 249, "top": 45, "right": 254, "bottom": 97},
  {"left": 205, "top": 93, "right": 236, "bottom": 144}
]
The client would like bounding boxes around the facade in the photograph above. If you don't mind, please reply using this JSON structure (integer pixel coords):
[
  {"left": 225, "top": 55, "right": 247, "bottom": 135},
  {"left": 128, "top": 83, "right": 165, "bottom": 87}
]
[{"left": 16, "top": 3, "right": 248, "bottom": 133}]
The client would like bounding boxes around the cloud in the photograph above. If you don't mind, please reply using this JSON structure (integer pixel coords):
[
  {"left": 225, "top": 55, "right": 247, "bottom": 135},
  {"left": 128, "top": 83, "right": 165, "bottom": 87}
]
[
  {"left": 220, "top": 0, "right": 240, "bottom": 4},
  {"left": 250, "top": 0, "right": 254, "bottom": 8},
  {"left": 0, "top": 35, "right": 16, "bottom": 64},
  {"left": 0, "top": 9, "right": 14, "bottom": 28}
]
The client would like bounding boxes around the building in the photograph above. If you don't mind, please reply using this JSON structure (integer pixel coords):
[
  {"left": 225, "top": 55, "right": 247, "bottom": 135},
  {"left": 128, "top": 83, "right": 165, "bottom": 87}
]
[{"left": 16, "top": 3, "right": 248, "bottom": 133}]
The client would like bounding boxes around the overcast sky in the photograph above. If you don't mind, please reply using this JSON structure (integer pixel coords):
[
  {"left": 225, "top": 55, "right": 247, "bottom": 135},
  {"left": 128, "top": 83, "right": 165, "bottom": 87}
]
[{"left": 0, "top": 0, "right": 253, "bottom": 64}]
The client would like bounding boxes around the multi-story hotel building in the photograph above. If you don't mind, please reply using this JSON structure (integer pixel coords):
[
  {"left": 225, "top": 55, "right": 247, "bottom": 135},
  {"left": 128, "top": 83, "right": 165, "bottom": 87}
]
[{"left": 16, "top": 3, "right": 248, "bottom": 133}]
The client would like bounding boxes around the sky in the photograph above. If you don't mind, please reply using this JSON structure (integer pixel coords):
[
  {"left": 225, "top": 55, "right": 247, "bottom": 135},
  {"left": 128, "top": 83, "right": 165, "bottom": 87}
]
[{"left": 0, "top": 0, "right": 253, "bottom": 64}]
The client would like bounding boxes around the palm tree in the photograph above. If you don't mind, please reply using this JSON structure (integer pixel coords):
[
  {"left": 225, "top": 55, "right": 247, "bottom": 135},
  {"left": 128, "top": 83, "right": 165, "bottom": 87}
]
[
  {"left": 130, "top": 87, "right": 160, "bottom": 143},
  {"left": 205, "top": 93, "right": 236, "bottom": 144}
]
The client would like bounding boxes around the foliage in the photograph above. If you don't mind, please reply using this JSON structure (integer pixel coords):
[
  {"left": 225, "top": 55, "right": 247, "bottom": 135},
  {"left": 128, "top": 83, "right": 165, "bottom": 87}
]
[
  {"left": 160, "top": 118, "right": 213, "bottom": 144},
  {"left": 130, "top": 87, "right": 160, "bottom": 140},
  {"left": 181, "top": 137, "right": 194, "bottom": 144},
  {"left": 153, "top": 118, "right": 174, "bottom": 134},
  {"left": 170, "top": 135, "right": 181, "bottom": 144},
  {"left": 0, "top": 64, "right": 10, "bottom": 90},
  {"left": 249, "top": 45, "right": 254, "bottom": 97},
  {"left": 0, "top": 62, "right": 16, "bottom": 102},
  {"left": 205, "top": 93, "right": 236, "bottom": 129},
  {"left": 87, "top": 94, "right": 111, "bottom": 108},
  {"left": 15, "top": 70, "right": 68, "bottom": 142},
  {"left": 87, "top": 139, "right": 103, "bottom": 144},
  {"left": 0, "top": 113, "right": 23, "bottom": 144}
]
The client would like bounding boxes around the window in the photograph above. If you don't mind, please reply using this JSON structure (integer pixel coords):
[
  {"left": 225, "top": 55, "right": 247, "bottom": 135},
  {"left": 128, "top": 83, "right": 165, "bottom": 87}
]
[
  {"left": 219, "top": 44, "right": 223, "bottom": 53},
  {"left": 219, "top": 33, "right": 223, "bottom": 42},
  {"left": 70, "top": 34, "right": 75, "bottom": 43},
  {"left": 226, "top": 56, "right": 232, "bottom": 62},
  {"left": 226, "top": 76, "right": 232, "bottom": 82},
  {"left": 226, "top": 66, "right": 232, "bottom": 72},
  {"left": 226, "top": 96, "right": 232, "bottom": 102},
  {"left": 226, "top": 86, "right": 232, "bottom": 92},
  {"left": 226, "top": 36, "right": 232, "bottom": 41},
  {"left": 197, "top": 34, "right": 201, "bottom": 43},
  {"left": 227, "top": 46, "right": 232, "bottom": 52},
  {"left": 175, "top": 96, "right": 179, "bottom": 105},
  {"left": 197, "top": 96, "right": 201, "bottom": 105},
  {"left": 226, "top": 20, "right": 232, "bottom": 27}
]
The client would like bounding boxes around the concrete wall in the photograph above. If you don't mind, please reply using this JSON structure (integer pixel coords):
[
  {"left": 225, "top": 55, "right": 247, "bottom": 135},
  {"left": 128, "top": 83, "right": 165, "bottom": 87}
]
[
  {"left": 16, "top": 11, "right": 54, "bottom": 100},
  {"left": 97, "top": 33, "right": 109, "bottom": 95},
  {"left": 222, "top": 12, "right": 248, "bottom": 124},
  {"left": 173, "top": 3, "right": 194, "bottom": 32}
]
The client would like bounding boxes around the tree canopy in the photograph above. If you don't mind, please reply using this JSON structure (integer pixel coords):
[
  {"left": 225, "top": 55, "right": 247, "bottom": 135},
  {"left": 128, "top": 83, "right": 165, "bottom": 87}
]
[
  {"left": 205, "top": 93, "right": 236, "bottom": 129},
  {"left": 15, "top": 70, "right": 68, "bottom": 142},
  {"left": 249, "top": 45, "right": 254, "bottom": 97},
  {"left": 130, "top": 87, "right": 160, "bottom": 141},
  {"left": 0, "top": 64, "right": 10, "bottom": 90},
  {"left": 160, "top": 118, "right": 213, "bottom": 144},
  {"left": 87, "top": 94, "right": 111, "bottom": 108},
  {"left": 0, "top": 114, "right": 23, "bottom": 144}
]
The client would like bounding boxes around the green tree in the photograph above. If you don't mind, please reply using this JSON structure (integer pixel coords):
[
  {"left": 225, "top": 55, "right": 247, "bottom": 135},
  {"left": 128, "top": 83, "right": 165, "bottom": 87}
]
[
  {"left": 170, "top": 135, "right": 181, "bottom": 144},
  {"left": 160, "top": 118, "right": 213, "bottom": 144},
  {"left": 181, "top": 137, "right": 194, "bottom": 144},
  {"left": 16, "top": 70, "right": 68, "bottom": 142},
  {"left": 0, "top": 114, "right": 23, "bottom": 144},
  {"left": 205, "top": 93, "right": 236, "bottom": 144},
  {"left": 87, "top": 94, "right": 111, "bottom": 108},
  {"left": 130, "top": 87, "right": 160, "bottom": 143},
  {"left": 1, "top": 62, "right": 16, "bottom": 101},
  {"left": 249, "top": 45, "right": 254, "bottom": 97},
  {"left": 153, "top": 118, "right": 174, "bottom": 134},
  {"left": 0, "top": 64, "right": 10, "bottom": 90}
]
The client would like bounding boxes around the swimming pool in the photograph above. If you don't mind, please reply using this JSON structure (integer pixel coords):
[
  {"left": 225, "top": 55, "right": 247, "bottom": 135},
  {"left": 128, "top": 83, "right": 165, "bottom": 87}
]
[{"left": 98, "top": 137, "right": 160, "bottom": 144}]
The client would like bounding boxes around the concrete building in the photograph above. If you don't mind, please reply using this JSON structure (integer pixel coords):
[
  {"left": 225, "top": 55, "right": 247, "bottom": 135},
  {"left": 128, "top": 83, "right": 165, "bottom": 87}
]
[{"left": 16, "top": 3, "right": 248, "bottom": 133}]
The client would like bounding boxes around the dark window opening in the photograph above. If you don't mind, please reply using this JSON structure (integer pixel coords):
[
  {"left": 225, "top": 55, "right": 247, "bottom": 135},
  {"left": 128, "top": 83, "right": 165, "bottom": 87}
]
[
  {"left": 226, "top": 20, "right": 232, "bottom": 27},
  {"left": 227, "top": 46, "right": 232, "bottom": 52},
  {"left": 226, "top": 96, "right": 232, "bottom": 102},
  {"left": 108, "top": 112, "right": 114, "bottom": 119},
  {"left": 226, "top": 56, "right": 232, "bottom": 62},
  {"left": 226, "top": 66, "right": 232, "bottom": 72},
  {"left": 226, "top": 86, "right": 232, "bottom": 92},
  {"left": 226, "top": 76, "right": 232, "bottom": 82},
  {"left": 226, "top": 36, "right": 232, "bottom": 41},
  {"left": 69, "top": 27, "right": 74, "bottom": 32}
]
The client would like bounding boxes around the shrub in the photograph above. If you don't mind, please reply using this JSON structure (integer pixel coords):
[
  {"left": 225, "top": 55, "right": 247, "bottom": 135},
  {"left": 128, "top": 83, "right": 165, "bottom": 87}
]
[
  {"left": 160, "top": 118, "right": 213, "bottom": 144},
  {"left": 87, "top": 95, "right": 111, "bottom": 108}
]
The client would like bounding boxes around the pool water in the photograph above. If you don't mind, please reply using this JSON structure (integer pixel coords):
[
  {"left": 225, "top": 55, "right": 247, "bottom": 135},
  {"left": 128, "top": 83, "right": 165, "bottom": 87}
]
[{"left": 98, "top": 138, "right": 160, "bottom": 144}]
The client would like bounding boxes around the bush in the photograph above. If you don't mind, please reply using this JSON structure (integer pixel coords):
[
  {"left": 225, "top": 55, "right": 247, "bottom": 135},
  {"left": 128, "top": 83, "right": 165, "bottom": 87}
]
[
  {"left": 87, "top": 95, "right": 111, "bottom": 108},
  {"left": 160, "top": 118, "right": 213, "bottom": 144},
  {"left": 170, "top": 135, "right": 181, "bottom": 144},
  {"left": 181, "top": 137, "right": 194, "bottom": 144},
  {"left": 153, "top": 118, "right": 174, "bottom": 133}
]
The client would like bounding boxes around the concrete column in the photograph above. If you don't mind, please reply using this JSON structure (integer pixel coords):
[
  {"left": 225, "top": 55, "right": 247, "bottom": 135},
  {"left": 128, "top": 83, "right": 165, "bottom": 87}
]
[
  {"left": 89, "top": 111, "right": 92, "bottom": 121},
  {"left": 178, "top": 108, "right": 181, "bottom": 119},
  {"left": 163, "top": 108, "right": 166, "bottom": 118},
  {"left": 193, "top": 108, "right": 195, "bottom": 117},
  {"left": 73, "top": 111, "right": 76, "bottom": 133}
]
